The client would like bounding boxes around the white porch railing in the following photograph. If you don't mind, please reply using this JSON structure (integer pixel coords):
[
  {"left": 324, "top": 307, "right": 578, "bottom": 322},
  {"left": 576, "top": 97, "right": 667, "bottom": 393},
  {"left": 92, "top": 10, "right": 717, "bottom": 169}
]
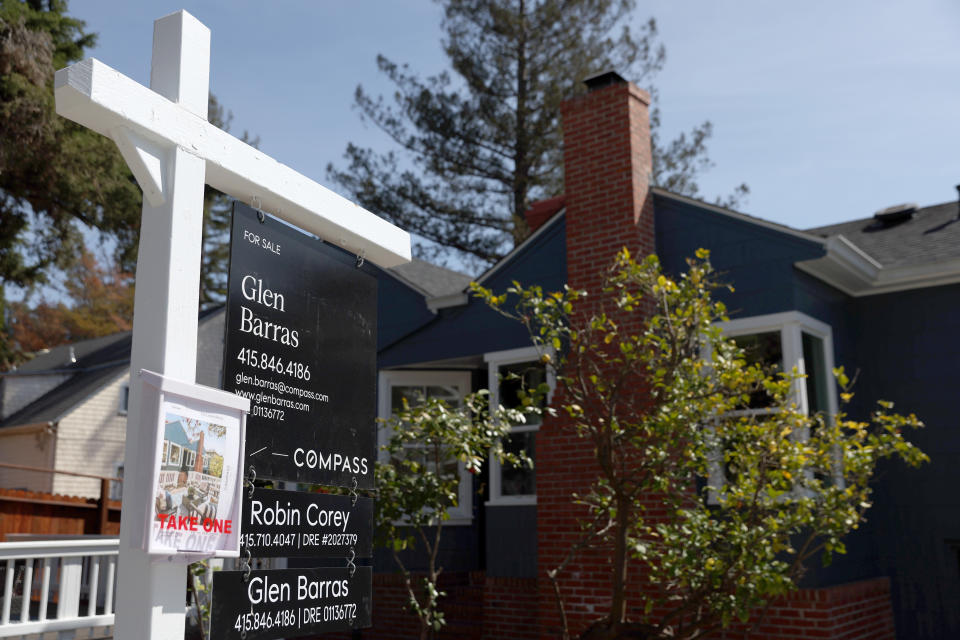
[
  {"left": 0, "top": 538, "right": 118, "bottom": 639},
  {"left": 0, "top": 538, "right": 281, "bottom": 640}
]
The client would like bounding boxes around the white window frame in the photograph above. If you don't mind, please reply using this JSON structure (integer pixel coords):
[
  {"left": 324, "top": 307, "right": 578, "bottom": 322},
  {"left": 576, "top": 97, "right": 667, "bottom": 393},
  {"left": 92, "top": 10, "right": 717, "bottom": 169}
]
[
  {"left": 119, "top": 382, "right": 130, "bottom": 415},
  {"left": 169, "top": 443, "right": 182, "bottom": 466},
  {"left": 719, "top": 311, "right": 838, "bottom": 418},
  {"left": 184, "top": 449, "right": 196, "bottom": 469},
  {"left": 110, "top": 462, "right": 124, "bottom": 501},
  {"left": 378, "top": 369, "right": 474, "bottom": 525},
  {"left": 484, "top": 345, "right": 555, "bottom": 507},
  {"left": 709, "top": 310, "right": 840, "bottom": 499}
]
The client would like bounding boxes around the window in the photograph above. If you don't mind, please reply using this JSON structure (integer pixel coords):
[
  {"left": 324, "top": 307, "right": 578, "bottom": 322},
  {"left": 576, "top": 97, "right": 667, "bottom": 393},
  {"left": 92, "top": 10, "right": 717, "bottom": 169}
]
[
  {"left": 169, "top": 443, "right": 182, "bottom": 466},
  {"left": 110, "top": 463, "right": 124, "bottom": 501},
  {"left": 378, "top": 370, "right": 473, "bottom": 524},
  {"left": 185, "top": 450, "right": 196, "bottom": 468},
  {"left": 119, "top": 383, "right": 130, "bottom": 415},
  {"left": 162, "top": 440, "right": 169, "bottom": 464},
  {"left": 709, "top": 311, "right": 839, "bottom": 498},
  {"left": 719, "top": 311, "right": 837, "bottom": 418},
  {"left": 485, "top": 346, "right": 555, "bottom": 506}
]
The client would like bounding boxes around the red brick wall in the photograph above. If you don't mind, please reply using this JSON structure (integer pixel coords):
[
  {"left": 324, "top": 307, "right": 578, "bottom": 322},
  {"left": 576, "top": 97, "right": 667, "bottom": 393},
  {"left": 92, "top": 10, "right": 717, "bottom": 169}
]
[
  {"left": 524, "top": 196, "right": 566, "bottom": 233},
  {"left": 483, "top": 576, "right": 539, "bottom": 640},
  {"left": 327, "top": 571, "right": 537, "bottom": 640},
  {"left": 327, "top": 573, "right": 892, "bottom": 639},
  {"left": 719, "top": 577, "right": 896, "bottom": 640}
]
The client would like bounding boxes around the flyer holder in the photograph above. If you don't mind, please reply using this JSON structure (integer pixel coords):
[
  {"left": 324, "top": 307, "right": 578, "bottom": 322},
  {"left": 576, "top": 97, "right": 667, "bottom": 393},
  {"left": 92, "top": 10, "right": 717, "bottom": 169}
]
[{"left": 139, "top": 369, "right": 250, "bottom": 561}]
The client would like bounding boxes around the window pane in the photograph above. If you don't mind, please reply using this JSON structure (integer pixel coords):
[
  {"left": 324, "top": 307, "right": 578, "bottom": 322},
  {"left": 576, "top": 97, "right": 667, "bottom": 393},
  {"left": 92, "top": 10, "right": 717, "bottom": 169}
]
[
  {"left": 499, "top": 361, "right": 546, "bottom": 425},
  {"left": 391, "top": 385, "right": 425, "bottom": 412},
  {"left": 426, "top": 385, "right": 462, "bottom": 407},
  {"left": 733, "top": 331, "right": 782, "bottom": 369},
  {"left": 387, "top": 379, "right": 467, "bottom": 513},
  {"left": 732, "top": 331, "right": 782, "bottom": 409},
  {"left": 802, "top": 332, "right": 829, "bottom": 415},
  {"left": 501, "top": 431, "right": 536, "bottom": 496}
]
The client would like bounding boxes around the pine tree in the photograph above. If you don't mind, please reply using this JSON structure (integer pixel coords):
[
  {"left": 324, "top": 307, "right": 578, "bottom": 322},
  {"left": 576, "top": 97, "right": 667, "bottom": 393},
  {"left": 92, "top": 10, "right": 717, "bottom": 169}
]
[
  {"left": 328, "top": 0, "right": 747, "bottom": 270},
  {"left": 200, "top": 95, "right": 259, "bottom": 309},
  {"left": 0, "top": 0, "right": 141, "bottom": 287}
]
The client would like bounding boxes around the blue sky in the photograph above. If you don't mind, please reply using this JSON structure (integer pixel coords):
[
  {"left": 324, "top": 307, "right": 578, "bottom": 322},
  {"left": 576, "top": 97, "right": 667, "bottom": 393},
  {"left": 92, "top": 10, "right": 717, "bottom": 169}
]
[{"left": 75, "top": 1, "right": 960, "bottom": 245}]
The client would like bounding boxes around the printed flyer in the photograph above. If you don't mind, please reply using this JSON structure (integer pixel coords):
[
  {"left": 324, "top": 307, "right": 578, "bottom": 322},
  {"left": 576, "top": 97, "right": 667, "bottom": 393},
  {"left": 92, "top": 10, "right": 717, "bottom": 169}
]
[{"left": 142, "top": 370, "right": 248, "bottom": 558}]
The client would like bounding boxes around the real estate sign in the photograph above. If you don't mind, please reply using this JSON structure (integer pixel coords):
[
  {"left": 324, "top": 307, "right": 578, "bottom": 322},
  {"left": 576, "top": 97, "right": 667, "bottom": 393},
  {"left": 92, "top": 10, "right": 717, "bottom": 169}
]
[
  {"left": 210, "top": 567, "right": 372, "bottom": 640},
  {"left": 241, "top": 488, "right": 373, "bottom": 558},
  {"left": 222, "top": 202, "right": 377, "bottom": 488}
]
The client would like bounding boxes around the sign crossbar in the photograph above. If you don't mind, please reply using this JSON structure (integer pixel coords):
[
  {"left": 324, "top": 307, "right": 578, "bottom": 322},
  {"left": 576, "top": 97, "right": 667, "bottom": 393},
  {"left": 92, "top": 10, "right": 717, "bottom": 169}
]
[{"left": 55, "top": 57, "right": 410, "bottom": 269}]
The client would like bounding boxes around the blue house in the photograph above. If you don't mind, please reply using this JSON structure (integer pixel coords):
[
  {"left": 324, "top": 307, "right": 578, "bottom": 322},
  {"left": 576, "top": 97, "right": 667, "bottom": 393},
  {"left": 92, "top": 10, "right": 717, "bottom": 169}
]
[
  {"left": 158, "top": 421, "right": 210, "bottom": 483},
  {"left": 368, "top": 72, "right": 960, "bottom": 639},
  {"left": 3, "top": 70, "right": 954, "bottom": 638}
]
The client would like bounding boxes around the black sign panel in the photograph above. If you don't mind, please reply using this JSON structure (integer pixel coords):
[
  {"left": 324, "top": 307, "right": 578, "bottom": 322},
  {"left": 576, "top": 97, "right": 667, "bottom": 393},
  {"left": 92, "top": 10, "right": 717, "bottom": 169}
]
[
  {"left": 241, "top": 488, "right": 373, "bottom": 558},
  {"left": 210, "top": 567, "right": 371, "bottom": 640},
  {"left": 223, "top": 202, "right": 377, "bottom": 488}
]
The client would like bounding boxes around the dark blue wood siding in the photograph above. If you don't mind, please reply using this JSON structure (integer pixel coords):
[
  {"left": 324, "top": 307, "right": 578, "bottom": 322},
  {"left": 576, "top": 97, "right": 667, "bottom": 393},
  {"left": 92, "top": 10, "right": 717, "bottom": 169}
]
[
  {"left": 654, "top": 194, "right": 826, "bottom": 319},
  {"left": 485, "top": 505, "right": 537, "bottom": 577},
  {"left": 379, "top": 218, "right": 566, "bottom": 369},
  {"left": 376, "top": 271, "right": 436, "bottom": 351},
  {"left": 840, "top": 284, "right": 960, "bottom": 639},
  {"left": 375, "top": 217, "right": 565, "bottom": 578}
]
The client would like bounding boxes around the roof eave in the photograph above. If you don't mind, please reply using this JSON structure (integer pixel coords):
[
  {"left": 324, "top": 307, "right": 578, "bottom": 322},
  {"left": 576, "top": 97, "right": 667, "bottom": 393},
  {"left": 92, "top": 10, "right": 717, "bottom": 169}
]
[
  {"left": 796, "top": 235, "right": 960, "bottom": 296},
  {"left": 424, "top": 207, "right": 567, "bottom": 312},
  {"left": 426, "top": 292, "right": 469, "bottom": 312},
  {"left": 0, "top": 421, "right": 55, "bottom": 436}
]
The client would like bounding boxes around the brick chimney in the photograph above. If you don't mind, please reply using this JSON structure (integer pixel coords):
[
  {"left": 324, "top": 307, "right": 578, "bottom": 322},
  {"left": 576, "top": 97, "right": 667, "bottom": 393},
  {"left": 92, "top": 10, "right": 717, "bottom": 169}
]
[
  {"left": 194, "top": 431, "right": 204, "bottom": 473},
  {"left": 524, "top": 195, "right": 566, "bottom": 233},
  {"left": 536, "top": 71, "right": 656, "bottom": 638},
  {"left": 561, "top": 70, "right": 654, "bottom": 293}
]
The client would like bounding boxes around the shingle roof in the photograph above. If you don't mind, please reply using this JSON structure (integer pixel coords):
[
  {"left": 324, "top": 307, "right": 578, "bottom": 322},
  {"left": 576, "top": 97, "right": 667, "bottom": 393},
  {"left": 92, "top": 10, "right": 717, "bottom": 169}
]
[
  {"left": 10, "top": 331, "right": 131, "bottom": 374},
  {"left": 388, "top": 258, "right": 473, "bottom": 297},
  {"left": 0, "top": 347, "right": 130, "bottom": 428},
  {"left": 805, "top": 202, "right": 960, "bottom": 269}
]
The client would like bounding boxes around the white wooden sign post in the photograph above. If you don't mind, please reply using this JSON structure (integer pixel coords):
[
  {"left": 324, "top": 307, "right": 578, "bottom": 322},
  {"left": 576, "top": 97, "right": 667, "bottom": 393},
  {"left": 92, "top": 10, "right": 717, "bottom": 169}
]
[{"left": 54, "top": 11, "right": 410, "bottom": 640}]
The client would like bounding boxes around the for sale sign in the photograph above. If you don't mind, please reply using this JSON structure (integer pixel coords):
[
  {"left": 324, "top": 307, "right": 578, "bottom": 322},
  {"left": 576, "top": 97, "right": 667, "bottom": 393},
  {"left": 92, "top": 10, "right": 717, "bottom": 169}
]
[
  {"left": 241, "top": 488, "right": 373, "bottom": 558},
  {"left": 210, "top": 568, "right": 372, "bottom": 640},
  {"left": 222, "top": 202, "right": 377, "bottom": 488}
]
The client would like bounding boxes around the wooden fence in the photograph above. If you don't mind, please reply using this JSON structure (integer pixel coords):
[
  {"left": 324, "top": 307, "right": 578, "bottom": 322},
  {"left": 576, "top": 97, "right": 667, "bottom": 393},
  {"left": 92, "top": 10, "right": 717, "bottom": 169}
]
[{"left": 0, "top": 465, "right": 121, "bottom": 541}]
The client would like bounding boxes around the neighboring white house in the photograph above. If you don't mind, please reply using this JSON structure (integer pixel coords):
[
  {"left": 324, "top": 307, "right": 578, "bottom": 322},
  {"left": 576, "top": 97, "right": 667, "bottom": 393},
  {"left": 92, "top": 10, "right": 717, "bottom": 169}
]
[{"left": 0, "top": 308, "right": 226, "bottom": 498}]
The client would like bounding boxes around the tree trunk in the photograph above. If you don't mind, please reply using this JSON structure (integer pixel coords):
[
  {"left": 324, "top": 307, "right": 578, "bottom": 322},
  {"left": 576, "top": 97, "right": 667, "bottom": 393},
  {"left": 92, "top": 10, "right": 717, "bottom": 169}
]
[
  {"left": 609, "top": 491, "right": 630, "bottom": 626},
  {"left": 581, "top": 619, "right": 660, "bottom": 640}
]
